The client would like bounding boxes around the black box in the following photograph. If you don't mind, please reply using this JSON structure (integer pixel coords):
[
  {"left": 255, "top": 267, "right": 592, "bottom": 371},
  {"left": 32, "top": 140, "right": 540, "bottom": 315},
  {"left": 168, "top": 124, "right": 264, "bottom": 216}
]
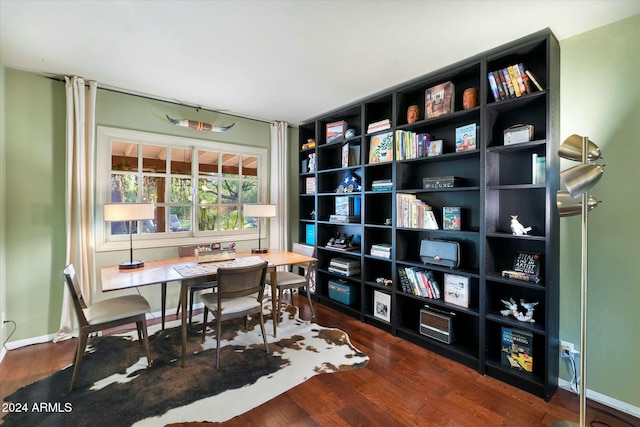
[
  {"left": 422, "top": 176, "right": 462, "bottom": 189},
  {"left": 419, "top": 306, "right": 454, "bottom": 344}
]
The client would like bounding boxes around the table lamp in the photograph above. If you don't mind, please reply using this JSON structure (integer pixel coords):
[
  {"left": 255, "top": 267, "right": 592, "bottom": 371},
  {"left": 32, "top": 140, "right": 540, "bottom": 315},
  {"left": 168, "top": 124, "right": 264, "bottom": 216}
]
[
  {"left": 243, "top": 203, "right": 276, "bottom": 253},
  {"left": 104, "top": 203, "right": 155, "bottom": 269}
]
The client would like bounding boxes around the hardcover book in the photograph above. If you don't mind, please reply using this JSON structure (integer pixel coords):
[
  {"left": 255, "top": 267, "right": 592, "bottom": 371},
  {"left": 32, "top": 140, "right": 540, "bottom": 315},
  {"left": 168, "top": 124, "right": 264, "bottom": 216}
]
[
  {"left": 501, "top": 327, "right": 533, "bottom": 374},
  {"left": 442, "top": 206, "right": 461, "bottom": 230},
  {"left": 326, "top": 120, "right": 347, "bottom": 144},
  {"left": 305, "top": 177, "right": 316, "bottom": 194},
  {"left": 443, "top": 273, "right": 469, "bottom": 308},
  {"left": 425, "top": 81, "right": 455, "bottom": 119},
  {"left": 513, "top": 251, "right": 542, "bottom": 278},
  {"left": 373, "top": 290, "right": 391, "bottom": 322},
  {"left": 455, "top": 123, "right": 476, "bottom": 152},
  {"left": 368, "top": 132, "right": 394, "bottom": 164}
]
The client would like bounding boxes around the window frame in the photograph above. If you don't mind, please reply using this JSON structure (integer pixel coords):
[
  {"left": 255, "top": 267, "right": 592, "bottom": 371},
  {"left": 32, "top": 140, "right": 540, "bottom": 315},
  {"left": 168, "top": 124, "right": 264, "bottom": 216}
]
[{"left": 96, "top": 126, "right": 268, "bottom": 252}]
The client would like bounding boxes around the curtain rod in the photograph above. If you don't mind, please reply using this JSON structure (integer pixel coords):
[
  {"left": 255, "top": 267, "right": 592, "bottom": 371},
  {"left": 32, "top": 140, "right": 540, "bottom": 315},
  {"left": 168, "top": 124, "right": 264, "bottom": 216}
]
[{"left": 45, "top": 75, "right": 274, "bottom": 125}]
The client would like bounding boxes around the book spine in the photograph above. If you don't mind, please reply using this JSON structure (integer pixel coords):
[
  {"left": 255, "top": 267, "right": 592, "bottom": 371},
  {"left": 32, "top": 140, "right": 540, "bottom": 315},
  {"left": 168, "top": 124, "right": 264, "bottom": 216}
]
[
  {"left": 487, "top": 72, "right": 500, "bottom": 102},
  {"left": 507, "top": 65, "right": 521, "bottom": 97},
  {"left": 493, "top": 70, "right": 507, "bottom": 100},
  {"left": 501, "top": 270, "right": 541, "bottom": 283},
  {"left": 397, "top": 267, "right": 412, "bottom": 294},
  {"left": 518, "top": 63, "right": 532, "bottom": 93},
  {"left": 525, "top": 70, "right": 543, "bottom": 91},
  {"left": 512, "top": 63, "right": 527, "bottom": 95},
  {"left": 502, "top": 68, "right": 515, "bottom": 98}
]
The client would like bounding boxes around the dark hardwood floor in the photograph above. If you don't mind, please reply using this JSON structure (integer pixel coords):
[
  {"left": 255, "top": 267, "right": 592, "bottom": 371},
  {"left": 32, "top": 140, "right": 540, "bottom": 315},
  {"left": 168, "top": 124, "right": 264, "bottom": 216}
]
[{"left": 1, "top": 295, "right": 637, "bottom": 427}]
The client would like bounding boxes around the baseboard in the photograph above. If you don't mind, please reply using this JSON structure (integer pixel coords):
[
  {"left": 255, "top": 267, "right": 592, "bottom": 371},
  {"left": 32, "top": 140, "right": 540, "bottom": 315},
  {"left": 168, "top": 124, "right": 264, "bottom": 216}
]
[
  {"left": 0, "top": 346, "right": 6, "bottom": 364},
  {"left": 558, "top": 378, "right": 640, "bottom": 418},
  {"left": 2, "top": 332, "right": 57, "bottom": 351}
]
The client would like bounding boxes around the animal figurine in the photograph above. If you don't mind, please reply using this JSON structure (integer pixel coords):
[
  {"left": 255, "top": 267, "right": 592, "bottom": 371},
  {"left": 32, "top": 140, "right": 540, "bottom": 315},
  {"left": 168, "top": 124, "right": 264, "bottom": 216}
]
[
  {"left": 510, "top": 215, "right": 532, "bottom": 235},
  {"left": 166, "top": 115, "right": 235, "bottom": 132}
]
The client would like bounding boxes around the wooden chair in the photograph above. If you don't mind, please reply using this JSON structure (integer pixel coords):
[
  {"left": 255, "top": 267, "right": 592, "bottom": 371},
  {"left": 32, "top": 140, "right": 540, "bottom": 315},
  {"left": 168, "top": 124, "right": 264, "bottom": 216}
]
[
  {"left": 265, "top": 242, "right": 316, "bottom": 318},
  {"left": 160, "top": 244, "right": 217, "bottom": 329},
  {"left": 61, "top": 264, "right": 152, "bottom": 390},
  {"left": 200, "top": 261, "right": 269, "bottom": 369}
]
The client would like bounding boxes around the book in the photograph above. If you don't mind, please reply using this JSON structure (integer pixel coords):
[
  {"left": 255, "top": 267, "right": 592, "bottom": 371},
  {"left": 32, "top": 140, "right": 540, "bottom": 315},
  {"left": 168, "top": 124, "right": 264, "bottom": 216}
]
[
  {"left": 425, "top": 81, "right": 455, "bottom": 119},
  {"left": 305, "top": 177, "right": 316, "bottom": 194},
  {"left": 501, "top": 327, "right": 533, "bottom": 374},
  {"left": 502, "top": 68, "right": 515, "bottom": 98},
  {"left": 494, "top": 70, "right": 507, "bottom": 100},
  {"left": 487, "top": 72, "right": 500, "bottom": 102},
  {"left": 531, "top": 154, "right": 546, "bottom": 185},
  {"left": 525, "top": 69, "right": 543, "bottom": 91},
  {"left": 368, "top": 132, "right": 394, "bottom": 163},
  {"left": 326, "top": 120, "right": 347, "bottom": 144},
  {"left": 507, "top": 65, "right": 521, "bottom": 97},
  {"left": 519, "top": 63, "right": 533, "bottom": 93},
  {"left": 341, "top": 143, "right": 349, "bottom": 167},
  {"left": 501, "top": 270, "right": 541, "bottom": 283},
  {"left": 348, "top": 144, "right": 360, "bottom": 166},
  {"left": 512, "top": 63, "right": 527, "bottom": 95},
  {"left": 443, "top": 273, "right": 469, "bottom": 307},
  {"left": 513, "top": 251, "right": 542, "bottom": 278},
  {"left": 372, "top": 179, "right": 393, "bottom": 191},
  {"left": 305, "top": 224, "right": 315, "bottom": 245},
  {"left": 367, "top": 119, "right": 391, "bottom": 133},
  {"left": 442, "top": 206, "right": 461, "bottom": 230},
  {"left": 335, "top": 196, "right": 361, "bottom": 216},
  {"left": 455, "top": 123, "right": 477, "bottom": 152}
]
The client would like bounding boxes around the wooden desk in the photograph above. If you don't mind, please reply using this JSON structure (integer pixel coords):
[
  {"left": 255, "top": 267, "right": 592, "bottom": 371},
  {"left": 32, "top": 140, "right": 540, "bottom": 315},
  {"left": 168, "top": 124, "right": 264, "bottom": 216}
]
[{"left": 100, "top": 249, "right": 316, "bottom": 367}]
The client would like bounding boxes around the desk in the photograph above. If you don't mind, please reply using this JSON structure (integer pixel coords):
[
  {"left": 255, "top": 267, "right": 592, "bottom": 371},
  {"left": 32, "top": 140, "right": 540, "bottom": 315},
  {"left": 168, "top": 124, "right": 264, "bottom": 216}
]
[{"left": 100, "top": 249, "right": 316, "bottom": 367}]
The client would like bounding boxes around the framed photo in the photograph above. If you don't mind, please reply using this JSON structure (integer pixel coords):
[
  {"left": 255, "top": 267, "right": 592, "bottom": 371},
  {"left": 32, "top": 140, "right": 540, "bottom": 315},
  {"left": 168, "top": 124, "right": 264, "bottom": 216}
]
[
  {"left": 427, "top": 139, "right": 443, "bottom": 157},
  {"left": 326, "top": 120, "right": 347, "bottom": 144},
  {"left": 444, "top": 273, "right": 469, "bottom": 308},
  {"left": 368, "top": 132, "right": 394, "bottom": 164},
  {"left": 374, "top": 290, "right": 391, "bottom": 322},
  {"left": 425, "top": 81, "right": 455, "bottom": 119}
]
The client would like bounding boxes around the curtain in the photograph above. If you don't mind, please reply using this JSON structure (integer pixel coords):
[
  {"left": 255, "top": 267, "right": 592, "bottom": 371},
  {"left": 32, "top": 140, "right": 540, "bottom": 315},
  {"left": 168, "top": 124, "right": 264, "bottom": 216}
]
[
  {"left": 54, "top": 76, "right": 98, "bottom": 342},
  {"left": 269, "top": 121, "right": 289, "bottom": 251}
]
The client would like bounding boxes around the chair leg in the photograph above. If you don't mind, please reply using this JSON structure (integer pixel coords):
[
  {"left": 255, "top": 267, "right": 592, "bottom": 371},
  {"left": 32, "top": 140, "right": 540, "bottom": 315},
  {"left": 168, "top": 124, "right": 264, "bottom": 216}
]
[
  {"left": 70, "top": 333, "right": 89, "bottom": 391},
  {"left": 305, "top": 286, "right": 316, "bottom": 318},
  {"left": 138, "top": 319, "right": 152, "bottom": 366},
  {"left": 277, "top": 287, "right": 284, "bottom": 316},
  {"left": 161, "top": 282, "right": 167, "bottom": 330},
  {"left": 201, "top": 308, "right": 209, "bottom": 344},
  {"left": 259, "top": 311, "right": 269, "bottom": 354},
  {"left": 188, "top": 289, "right": 195, "bottom": 327},
  {"left": 216, "top": 317, "right": 222, "bottom": 370}
]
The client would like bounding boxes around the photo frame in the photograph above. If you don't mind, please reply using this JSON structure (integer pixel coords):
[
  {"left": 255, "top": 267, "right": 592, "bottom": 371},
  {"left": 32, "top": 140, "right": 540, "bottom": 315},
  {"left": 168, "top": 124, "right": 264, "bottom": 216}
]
[
  {"left": 326, "top": 120, "right": 347, "bottom": 144},
  {"left": 374, "top": 290, "right": 391, "bottom": 322},
  {"left": 427, "top": 139, "right": 443, "bottom": 156}
]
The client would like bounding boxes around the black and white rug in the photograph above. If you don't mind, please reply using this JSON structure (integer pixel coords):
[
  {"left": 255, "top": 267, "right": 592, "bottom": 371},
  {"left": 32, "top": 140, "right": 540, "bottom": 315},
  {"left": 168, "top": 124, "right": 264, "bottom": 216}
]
[{"left": 1, "top": 304, "right": 368, "bottom": 426}]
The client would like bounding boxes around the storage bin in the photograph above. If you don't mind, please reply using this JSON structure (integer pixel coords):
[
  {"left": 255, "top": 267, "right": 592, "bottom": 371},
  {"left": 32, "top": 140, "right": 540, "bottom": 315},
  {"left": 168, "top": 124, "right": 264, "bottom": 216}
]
[{"left": 328, "top": 280, "right": 357, "bottom": 305}]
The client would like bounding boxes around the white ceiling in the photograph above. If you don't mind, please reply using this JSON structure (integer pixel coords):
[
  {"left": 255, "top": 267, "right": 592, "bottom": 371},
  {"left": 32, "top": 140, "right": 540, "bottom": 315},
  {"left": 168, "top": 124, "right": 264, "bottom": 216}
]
[{"left": 1, "top": 1, "right": 638, "bottom": 125}]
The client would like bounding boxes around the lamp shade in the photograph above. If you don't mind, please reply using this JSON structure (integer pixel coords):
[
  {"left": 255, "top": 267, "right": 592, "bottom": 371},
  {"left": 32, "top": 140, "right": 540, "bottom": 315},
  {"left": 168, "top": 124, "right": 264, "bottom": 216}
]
[
  {"left": 559, "top": 163, "right": 605, "bottom": 198},
  {"left": 104, "top": 203, "right": 155, "bottom": 222},
  {"left": 243, "top": 204, "right": 277, "bottom": 218},
  {"left": 556, "top": 190, "right": 601, "bottom": 217},
  {"left": 558, "top": 134, "right": 602, "bottom": 162}
]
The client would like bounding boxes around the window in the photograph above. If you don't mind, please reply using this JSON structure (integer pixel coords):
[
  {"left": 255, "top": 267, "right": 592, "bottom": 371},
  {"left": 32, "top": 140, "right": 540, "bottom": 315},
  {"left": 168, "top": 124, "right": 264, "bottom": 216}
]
[{"left": 97, "top": 126, "right": 267, "bottom": 251}]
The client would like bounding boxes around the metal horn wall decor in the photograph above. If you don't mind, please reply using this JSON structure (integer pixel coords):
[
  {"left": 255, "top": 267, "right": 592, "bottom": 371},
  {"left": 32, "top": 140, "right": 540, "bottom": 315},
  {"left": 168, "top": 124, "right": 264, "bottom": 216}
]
[{"left": 166, "top": 115, "right": 235, "bottom": 132}]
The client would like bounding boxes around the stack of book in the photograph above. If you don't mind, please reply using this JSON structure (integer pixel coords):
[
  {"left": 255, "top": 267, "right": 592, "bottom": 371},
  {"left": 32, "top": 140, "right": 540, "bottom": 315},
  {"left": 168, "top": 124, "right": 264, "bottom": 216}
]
[
  {"left": 396, "top": 193, "right": 438, "bottom": 229},
  {"left": 487, "top": 63, "right": 543, "bottom": 101},
  {"left": 397, "top": 267, "right": 440, "bottom": 299},
  {"left": 395, "top": 131, "right": 432, "bottom": 160},
  {"left": 367, "top": 119, "right": 391, "bottom": 133},
  {"left": 370, "top": 243, "right": 392, "bottom": 259},
  {"left": 371, "top": 179, "right": 392, "bottom": 191},
  {"left": 329, "top": 214, "right": 359, "bottom": 223},
  {"left": 329, "top": 257, "right": 360, "bottom": 276}
]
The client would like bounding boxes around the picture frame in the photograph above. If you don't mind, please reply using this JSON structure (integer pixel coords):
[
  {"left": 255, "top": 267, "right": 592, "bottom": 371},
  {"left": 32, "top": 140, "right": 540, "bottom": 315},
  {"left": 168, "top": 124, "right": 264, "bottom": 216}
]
[
  {"left": 368, "top": 132, "right": 394, "bottom": 164},
  {"left": 444, "top": 273, "right": 470, "bottom": 308},
  {"left": 374, "top": 290, "right": 391, "bottom": 322},
  {"left": 425, "top": 81, "right": 455, "bottom": 119},
  {"left": 326, "top": 120, "right": 347, "bottom": 145},
  {"left": 427, "top": 139, "right": 443, "bottom": 157}
]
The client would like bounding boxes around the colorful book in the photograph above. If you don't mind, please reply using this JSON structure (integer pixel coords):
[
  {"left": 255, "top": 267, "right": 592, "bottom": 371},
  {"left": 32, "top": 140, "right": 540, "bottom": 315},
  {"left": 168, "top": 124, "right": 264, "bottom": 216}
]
[
  {"left": 455, "top": 123, "right": 477, "bottom": 152},
  {"left": 501, "top": 327, "right": 533, "bottom": 374},
  {"left": 369, "top": 132, "right": 394, "bottom": 163},
  {"left": 442, "top": 206, "right": 461, "bottom": 230},
  {"left": 487, "top": 72, "right": 500, "bottom": 101}
]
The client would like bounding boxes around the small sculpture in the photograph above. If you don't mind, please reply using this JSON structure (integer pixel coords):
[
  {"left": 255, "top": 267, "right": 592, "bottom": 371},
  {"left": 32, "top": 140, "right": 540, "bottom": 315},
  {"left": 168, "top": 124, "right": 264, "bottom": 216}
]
[
  {"left": 500, "top": 297, "right": 537, "bottom": 323},
  {"left": 510, "top": 215, "right": 532, "bottom": 235},
  {"left": 308, "top": 153, "right": 316, "bottom": 172},
  {"left": 166, "top": 115, "right": 234, "bottom": 132}
]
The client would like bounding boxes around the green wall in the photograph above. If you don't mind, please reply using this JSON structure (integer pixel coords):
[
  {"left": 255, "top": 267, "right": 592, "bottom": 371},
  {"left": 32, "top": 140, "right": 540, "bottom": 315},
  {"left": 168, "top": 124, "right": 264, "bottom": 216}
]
[
  {"left": 1, "top": 14, "right": 638, "bottom": 411},
  {"left": 558, "top": 14, "right": 640, "bottom": 408}
]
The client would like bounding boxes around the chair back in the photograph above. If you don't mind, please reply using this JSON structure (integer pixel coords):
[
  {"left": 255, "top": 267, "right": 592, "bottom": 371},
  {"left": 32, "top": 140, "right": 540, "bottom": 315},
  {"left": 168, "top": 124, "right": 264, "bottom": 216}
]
[
  {"left": 61, "top": 264, "right": 89, "bottom": 326},
  {"left": 291, "top": 242, "right": 316, "bottom": 272},
  {"left": 216, "top": 261, "right": 268, "bottom": 301}
]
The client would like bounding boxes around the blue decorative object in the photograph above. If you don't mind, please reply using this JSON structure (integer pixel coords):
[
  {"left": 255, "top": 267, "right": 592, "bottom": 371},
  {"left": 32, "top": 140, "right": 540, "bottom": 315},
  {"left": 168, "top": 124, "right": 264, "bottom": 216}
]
[
  {"left": 335, "top": 172, "right": 362, "bottom": 193},
  {"left": 345, "top": 128, "right": 356, "bottom": 139}
]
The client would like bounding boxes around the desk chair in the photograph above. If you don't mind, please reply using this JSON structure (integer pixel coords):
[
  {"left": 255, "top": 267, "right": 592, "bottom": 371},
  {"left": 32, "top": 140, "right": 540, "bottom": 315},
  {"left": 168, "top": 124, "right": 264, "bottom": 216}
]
[
  {"left": 200, "top": 261, "right": 269, "bottom": 369},
  {"left": 160, "top": 244, "right": 217, "bottom": 329},
  {"left": 265, "top": 243, "right": 316, "bottom": 318},
  {"left": 61, "top": 264, "right": 152, "bottom": 390}
]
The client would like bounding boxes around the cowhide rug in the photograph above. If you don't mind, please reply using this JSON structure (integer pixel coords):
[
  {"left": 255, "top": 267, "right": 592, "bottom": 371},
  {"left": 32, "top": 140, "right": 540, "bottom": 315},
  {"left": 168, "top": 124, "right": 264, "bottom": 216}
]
[{"left": 1, "top": 303, "right": 368, "bottom": 426}]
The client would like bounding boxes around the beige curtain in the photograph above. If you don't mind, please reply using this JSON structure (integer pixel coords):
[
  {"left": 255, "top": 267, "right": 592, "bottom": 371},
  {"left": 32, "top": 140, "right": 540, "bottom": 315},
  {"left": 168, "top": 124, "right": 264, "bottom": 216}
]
[
  {"left": 269, "top": 121, "right": 289, "bottom": 251},
  {"left": 54, "top": 76, "right": 98, "bottom": 342}
]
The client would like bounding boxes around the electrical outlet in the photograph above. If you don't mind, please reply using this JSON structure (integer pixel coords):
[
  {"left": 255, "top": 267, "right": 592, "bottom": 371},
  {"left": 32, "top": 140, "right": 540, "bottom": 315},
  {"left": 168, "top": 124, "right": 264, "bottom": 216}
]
[{"left": 561, "top": 340, "right": 576, "bottom": 356}]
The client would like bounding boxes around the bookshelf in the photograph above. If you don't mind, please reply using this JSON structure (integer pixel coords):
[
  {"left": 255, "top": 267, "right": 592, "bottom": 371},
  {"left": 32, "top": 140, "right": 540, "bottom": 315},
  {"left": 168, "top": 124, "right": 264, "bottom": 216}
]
[{"left": 297, "top": 29, "right": 559, "bottom": 400}]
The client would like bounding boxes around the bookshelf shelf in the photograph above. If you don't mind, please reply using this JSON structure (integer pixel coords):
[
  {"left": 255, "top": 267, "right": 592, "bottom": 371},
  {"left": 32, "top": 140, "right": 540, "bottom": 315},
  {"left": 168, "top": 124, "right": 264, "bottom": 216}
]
[{"left": 298, "top": 29, "right": 559, "bottom": 401}]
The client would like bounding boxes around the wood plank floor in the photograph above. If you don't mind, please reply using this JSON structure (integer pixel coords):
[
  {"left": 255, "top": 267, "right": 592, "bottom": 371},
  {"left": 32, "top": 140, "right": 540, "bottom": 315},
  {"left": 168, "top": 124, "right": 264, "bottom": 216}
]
[{"left": 1, "top": 295, "right": 637, "bottom": 427}]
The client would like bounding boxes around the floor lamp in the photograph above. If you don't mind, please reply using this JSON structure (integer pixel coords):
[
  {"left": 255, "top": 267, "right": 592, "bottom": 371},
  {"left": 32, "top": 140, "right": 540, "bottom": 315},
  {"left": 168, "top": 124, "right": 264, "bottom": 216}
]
[
  {"left": 243, "top": 203, "right": 277, "bottom": 254},
  {"left": 104, "top": 203, "right": 155, "bottom": 269},
  {"left": 554, "top": 134, "right": 604, "bottom": 427}
]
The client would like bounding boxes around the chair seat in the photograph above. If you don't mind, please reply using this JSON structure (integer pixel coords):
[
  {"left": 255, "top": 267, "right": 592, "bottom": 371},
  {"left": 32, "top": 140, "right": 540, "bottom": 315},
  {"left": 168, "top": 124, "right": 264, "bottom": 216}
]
[
  {"left": 200, "top": 293, "right": 261, "bottom": 314},
  {"left": 83, "top": 295, "right": 150, "bottom": 325},
  {"left": 265, "top": 271, "right": 306, "bottom": 288}
]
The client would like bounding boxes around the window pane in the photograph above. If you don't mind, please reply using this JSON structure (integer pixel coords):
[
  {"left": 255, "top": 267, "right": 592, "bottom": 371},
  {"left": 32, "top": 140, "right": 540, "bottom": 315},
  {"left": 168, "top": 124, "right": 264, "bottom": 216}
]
[
  {"left": 198, "top": 150, "right": 219, "bottom": 177},
  {"left": 170, "top": 177, "right": 192, "bottom": 203},
  {"left": 219, "top": 206, "right": 239, "bottom": 230},
  {"left": 110, "top": 174, "right": 138, "bottom": 202},
  {"left": 242, "top": 155, "right": 258, "bottom": 178},
  {"left": 198, "top": 178, "right": 218, "bottom": 204},
  {"left": 220, "top": 180, "right": 239, "bottom": 204},
  {"left": 111, "top": 141, "right": 138, "bottom": 171},
  {"left": 169, "top": 207, "right": 191, "bottom": 232},
  {"left": 171, "top": 147, "right": 192, "bottom": 175},
  {"left": 199, "top": 206, "right": 217, "bottom": 231},
  {"left": 142, "top": 144, "right": 167, "bottom": 173},
  {"left": 242, "top": 181, "right": 258, "bottom": 204},
  {"left": 142, "top": 176, "right": 165, "bottom": 204},
  {"left": 221, "top": 153, "right": 239, "bottom": 177}
]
